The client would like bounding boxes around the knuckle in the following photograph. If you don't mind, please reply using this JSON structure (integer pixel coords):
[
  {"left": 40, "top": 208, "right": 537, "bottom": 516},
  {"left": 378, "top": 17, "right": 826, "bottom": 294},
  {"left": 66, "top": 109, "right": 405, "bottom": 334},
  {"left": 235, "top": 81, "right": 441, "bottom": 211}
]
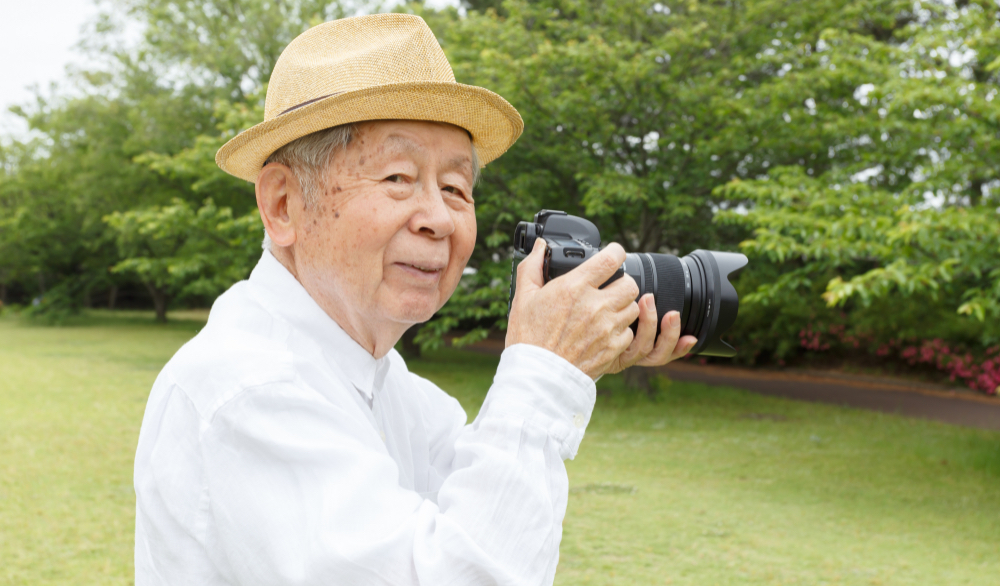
[
  {"left": 608, "top": 277, "right": 633, "bottom": 300},
  {"left": 625, "top": 277, "right": 640, "bottom": 299},
  {"left": 596, "top": 253, "right": 618, "bottom": 273},
  {"left": 619, "top": 328, "right": 635, "bottom": 351},
  {"left": 560, "top": 279, "right": 581, "bottom": 301},
  {"left": 602, "top": 311, "right": 618, "bottom": 332}
]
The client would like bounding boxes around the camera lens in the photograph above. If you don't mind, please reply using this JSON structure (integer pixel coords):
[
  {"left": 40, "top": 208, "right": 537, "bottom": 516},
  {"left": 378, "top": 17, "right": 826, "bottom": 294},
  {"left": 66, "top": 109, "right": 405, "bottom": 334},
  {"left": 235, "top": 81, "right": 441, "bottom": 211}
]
[{"left": 623, "top": 250, "right": 748, "bottom": 357}]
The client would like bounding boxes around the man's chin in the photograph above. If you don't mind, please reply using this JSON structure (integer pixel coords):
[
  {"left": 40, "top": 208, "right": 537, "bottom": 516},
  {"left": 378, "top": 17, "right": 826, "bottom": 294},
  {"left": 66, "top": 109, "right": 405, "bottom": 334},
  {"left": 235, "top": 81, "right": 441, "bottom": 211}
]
[{"left": 387, "top": 295, "right": 442, "bottom": 326}]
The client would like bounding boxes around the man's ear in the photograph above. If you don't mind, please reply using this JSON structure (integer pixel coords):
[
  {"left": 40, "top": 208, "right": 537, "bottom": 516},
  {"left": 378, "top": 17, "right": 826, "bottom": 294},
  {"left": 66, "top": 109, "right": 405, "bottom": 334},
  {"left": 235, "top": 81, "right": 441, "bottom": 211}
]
[{"left": 256, "top": 164, "right": 301, "bottom": 248}]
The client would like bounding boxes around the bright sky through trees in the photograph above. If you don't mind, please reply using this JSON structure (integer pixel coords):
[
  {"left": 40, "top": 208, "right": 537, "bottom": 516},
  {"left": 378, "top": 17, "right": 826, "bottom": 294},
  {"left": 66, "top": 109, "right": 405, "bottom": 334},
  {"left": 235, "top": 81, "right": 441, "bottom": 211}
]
[
  {"left": 0, "top": 0, "right": 459, "bottom": 139},
  {"left": 0, "top": 0, "right": 100, "bottom": 138}
]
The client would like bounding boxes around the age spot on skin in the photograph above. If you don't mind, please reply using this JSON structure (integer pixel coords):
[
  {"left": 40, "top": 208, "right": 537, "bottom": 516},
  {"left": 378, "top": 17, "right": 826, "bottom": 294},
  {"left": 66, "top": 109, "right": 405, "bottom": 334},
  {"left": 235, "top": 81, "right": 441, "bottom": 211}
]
[{"left": 335, "top": 211, "right": 341, "bottom": 219}]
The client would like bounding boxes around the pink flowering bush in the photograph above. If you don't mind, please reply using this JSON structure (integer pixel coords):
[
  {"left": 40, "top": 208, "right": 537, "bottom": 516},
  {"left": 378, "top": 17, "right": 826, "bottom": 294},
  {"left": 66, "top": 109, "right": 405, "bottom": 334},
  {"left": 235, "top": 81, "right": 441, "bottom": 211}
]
[
  {"left": 888, "top": 339, "right": 1000, "bottom": 395},
  {"left": 797, "top": 322, "right": 1000, "bottom": 395},
  {"left": 723, "top": 269, "right": 996, "bottom": 395},
  {"left": 798, "top": 323, "right": 867, "bottom": 352}
]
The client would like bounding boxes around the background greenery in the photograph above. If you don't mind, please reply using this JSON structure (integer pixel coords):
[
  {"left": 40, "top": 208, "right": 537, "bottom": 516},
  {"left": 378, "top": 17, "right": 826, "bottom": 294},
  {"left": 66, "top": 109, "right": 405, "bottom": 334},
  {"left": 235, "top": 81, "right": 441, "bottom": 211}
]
[
  {"left": 1, "top": 0, "right": 998, "bottom": 390},
  {"left": 1, "top": 313, "right": 998, "bottom": 585}
]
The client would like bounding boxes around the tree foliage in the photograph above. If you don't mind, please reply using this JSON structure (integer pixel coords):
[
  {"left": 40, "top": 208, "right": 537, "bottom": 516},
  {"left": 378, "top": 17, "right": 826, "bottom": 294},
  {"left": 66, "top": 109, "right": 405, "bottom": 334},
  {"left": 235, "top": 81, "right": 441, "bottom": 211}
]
[
  {"left": 0, "top": 0, "right": 365, "bottom": 318},
  {"left": 717, "top": 0, "right": 1000, "bottom": 355},
  {"left": 105, "top": 198, "right": 262, "bottom": 321},
  {"left": 1, "top": 0, "right": 997, "bottom": 380},
  {"left": 424, "top": 0, "right": 999, "bottom": 356}
]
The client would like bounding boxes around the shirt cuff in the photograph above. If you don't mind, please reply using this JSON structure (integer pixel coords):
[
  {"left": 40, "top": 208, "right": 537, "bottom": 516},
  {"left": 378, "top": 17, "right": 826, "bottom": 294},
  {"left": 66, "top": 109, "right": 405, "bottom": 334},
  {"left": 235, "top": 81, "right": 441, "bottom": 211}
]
[{"left": 480, "top": 343, "right": 597, "bottom": 460}]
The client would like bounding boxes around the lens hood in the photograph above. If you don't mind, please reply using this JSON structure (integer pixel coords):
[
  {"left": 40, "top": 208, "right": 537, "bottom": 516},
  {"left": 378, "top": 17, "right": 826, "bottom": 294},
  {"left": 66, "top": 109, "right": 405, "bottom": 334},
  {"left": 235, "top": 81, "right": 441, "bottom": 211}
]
[{"left": 686, "top": 250, "right": 748, "bottom": 357}]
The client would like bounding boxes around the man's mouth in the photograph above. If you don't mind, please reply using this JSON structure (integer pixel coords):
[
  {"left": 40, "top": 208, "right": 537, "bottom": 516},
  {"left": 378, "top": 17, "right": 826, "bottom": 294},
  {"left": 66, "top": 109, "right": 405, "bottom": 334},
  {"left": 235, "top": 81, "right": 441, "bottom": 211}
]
[{"left": 398, "top": 262, "right": 444, "bottom": 274}]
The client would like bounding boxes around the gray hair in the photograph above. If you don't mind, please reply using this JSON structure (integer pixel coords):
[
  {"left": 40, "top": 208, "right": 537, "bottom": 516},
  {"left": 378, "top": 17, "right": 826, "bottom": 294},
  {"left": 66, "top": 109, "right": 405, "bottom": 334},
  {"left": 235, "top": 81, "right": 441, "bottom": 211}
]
[
  {"left": 261, "top": 122, "right": 480, "bottom": 252},
  {"left": 264, "top": 123, "right": 359, "bottom": 207}
]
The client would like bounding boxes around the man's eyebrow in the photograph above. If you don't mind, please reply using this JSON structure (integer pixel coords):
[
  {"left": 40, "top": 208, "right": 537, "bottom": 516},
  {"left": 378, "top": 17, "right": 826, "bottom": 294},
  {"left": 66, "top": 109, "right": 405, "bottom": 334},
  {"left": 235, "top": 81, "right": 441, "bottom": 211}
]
[
  {"left": 383, "top": 134, "right": 425, "bottom": 154},
  {"left": 442, "top": 155, "right": 474, "bottom": 179},
  {"left": 383, "top": 134, "right": 474, "bottom": 179}
]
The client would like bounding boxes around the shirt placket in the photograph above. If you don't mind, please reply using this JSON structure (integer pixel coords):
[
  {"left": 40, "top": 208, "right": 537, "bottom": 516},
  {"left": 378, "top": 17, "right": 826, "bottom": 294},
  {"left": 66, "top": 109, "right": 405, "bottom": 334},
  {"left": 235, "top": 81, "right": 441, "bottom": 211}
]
[{"left": 369, "top": 359, "right": 391, "bottom": 444}]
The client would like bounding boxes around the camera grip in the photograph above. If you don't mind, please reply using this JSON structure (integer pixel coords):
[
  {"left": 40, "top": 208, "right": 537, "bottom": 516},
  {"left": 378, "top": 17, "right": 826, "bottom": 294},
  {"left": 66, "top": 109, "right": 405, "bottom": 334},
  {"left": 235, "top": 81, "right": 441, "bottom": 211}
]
[{"left": 543, "top": 242, "right": 624, "bottom": 288}]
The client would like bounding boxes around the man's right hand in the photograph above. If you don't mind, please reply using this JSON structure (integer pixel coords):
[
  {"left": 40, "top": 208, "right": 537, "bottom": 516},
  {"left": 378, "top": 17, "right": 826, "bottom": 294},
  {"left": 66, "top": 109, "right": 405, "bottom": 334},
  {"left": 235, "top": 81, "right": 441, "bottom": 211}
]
[{"left": 505, "top": 238, "right": 641, "bottom": 380}]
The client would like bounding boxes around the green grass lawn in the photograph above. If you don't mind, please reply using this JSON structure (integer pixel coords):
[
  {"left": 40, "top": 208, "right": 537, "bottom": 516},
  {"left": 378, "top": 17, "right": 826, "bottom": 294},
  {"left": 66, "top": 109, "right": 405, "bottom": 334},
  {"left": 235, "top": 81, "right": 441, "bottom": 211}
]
[{"left": 2, "top": 313, "right": 998, "bottom": 585}]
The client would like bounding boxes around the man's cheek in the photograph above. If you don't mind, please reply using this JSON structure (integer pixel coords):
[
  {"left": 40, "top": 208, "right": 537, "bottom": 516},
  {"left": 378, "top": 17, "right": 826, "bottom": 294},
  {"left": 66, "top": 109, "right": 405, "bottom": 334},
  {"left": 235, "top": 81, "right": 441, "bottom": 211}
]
[{"left": 458, "top": 226, "right": 477, "bottom": 264}]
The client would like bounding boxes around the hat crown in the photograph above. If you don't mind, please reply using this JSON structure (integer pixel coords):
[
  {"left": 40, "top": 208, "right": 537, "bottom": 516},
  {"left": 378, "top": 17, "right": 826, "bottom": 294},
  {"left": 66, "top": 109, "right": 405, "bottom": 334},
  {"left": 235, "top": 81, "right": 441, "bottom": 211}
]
[{"left": 264, "top": 14, "right": 456, "bottom": 121}]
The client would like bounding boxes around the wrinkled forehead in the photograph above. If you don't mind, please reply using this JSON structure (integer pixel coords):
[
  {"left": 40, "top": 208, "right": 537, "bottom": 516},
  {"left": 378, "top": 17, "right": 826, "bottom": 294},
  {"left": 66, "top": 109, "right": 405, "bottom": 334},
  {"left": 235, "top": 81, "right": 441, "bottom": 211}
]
[{"left": 349, "top": 119, "right": 477, "bottom": 176}]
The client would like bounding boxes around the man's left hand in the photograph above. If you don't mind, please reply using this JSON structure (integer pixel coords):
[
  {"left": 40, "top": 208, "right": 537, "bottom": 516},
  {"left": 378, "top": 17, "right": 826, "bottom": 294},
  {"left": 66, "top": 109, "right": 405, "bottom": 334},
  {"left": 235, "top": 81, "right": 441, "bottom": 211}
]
[{"left": 605, "top": 294, "right": 698, "bottom": 374}]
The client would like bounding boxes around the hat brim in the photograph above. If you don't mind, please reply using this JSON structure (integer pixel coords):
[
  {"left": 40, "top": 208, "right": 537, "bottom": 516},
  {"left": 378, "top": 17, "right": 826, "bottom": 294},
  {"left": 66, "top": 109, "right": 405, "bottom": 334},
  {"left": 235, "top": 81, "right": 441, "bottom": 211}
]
[{"left": 216, "top": 81, "right": 524, "bottom": 183}]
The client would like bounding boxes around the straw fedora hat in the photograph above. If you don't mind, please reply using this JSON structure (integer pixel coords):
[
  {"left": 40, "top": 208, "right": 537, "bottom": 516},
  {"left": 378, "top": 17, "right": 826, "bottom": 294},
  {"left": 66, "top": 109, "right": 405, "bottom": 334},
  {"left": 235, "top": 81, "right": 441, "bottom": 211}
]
[{"left": 216, "top": 13, "right": 523, "bottom": 183}]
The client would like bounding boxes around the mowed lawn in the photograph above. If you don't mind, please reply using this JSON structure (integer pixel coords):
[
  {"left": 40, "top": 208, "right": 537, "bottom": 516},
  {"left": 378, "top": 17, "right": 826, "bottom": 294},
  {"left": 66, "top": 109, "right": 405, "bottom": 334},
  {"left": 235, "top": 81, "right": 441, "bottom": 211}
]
[{"left": 1, "top": 314, "right": 998, "bottom": 585}]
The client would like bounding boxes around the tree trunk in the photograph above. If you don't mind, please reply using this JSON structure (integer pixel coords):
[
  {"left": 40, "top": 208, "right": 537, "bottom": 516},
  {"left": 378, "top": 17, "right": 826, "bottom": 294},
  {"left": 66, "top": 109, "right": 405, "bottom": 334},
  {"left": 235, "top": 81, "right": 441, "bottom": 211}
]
[
  {"left": 144, "top": 283, "right": 168, "bottom": 323},
  {"left": 623, "top": 366, "right": 653, "bottom": 397},
  {"left": 0, "top": 281, "right": 6, "bottom": 306},
  {"left": 107, "top": 285, "right": 118, "bottom": 310},
  {"left": 399, "top": 326, "right": 422, "bottom": 360},
  {"left": 83, "top": 287, "right": 92, "bottom": 309}
]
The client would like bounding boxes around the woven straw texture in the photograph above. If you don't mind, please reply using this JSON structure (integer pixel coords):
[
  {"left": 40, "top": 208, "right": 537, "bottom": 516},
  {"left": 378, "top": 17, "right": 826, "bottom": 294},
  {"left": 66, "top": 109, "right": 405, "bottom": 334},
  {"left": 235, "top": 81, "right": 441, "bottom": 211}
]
[{"left": 216, "top": 13, "right": 523, "bottom": 183}]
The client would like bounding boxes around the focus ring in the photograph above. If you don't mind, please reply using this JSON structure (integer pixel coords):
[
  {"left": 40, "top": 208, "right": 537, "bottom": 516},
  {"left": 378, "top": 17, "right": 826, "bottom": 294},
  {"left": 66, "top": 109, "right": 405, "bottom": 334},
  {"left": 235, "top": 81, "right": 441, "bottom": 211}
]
[{"left": 650, "top": 254, "right": 686, "bottom": 333}]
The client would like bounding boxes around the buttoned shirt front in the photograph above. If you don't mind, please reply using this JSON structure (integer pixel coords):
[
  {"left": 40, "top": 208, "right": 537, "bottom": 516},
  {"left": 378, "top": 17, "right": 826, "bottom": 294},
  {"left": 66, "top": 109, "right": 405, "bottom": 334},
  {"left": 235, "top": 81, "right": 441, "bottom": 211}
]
[{"left": 134, "top": 251, "right": 597, "bottom": 585}]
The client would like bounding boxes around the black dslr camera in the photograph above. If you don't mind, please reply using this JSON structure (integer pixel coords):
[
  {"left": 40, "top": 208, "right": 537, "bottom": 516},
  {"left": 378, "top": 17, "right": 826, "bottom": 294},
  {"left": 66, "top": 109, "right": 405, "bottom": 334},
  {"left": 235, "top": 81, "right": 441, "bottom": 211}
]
[{"left": 509, "top": 210, "right": 748, "bottom": 357}]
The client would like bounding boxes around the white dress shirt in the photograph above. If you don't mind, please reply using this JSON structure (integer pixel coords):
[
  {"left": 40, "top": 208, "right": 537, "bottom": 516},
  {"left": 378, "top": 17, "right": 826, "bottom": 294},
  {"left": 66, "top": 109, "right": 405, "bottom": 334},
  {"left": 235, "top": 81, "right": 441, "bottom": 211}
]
[{"left": 134, "top": 251, "right": 596, "bottom": 585}]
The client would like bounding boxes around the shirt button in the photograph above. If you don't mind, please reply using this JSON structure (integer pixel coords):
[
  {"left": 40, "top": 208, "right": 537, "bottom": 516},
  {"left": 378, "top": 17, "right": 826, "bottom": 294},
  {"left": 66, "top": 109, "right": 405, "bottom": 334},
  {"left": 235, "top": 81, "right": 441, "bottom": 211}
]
[{"left": 573, "top": 413, "right": 586, "bottom": 428}]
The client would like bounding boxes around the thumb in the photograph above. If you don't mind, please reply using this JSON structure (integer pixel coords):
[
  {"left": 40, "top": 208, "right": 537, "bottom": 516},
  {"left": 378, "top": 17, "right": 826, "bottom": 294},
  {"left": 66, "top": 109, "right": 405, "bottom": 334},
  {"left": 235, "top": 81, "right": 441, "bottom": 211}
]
[
  {"left": 515, "top": 237, "right": 547, "bottom": 293},
  {"left": 577, "top": 242, "right": 627, "bottom": 288}
]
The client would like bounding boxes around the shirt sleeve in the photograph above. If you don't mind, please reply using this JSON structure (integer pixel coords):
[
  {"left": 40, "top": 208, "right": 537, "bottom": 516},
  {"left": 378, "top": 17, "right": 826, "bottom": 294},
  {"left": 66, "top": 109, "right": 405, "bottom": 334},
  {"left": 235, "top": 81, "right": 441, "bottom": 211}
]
[
  {"left": 407, "top": 371, "right": 468, "bottom": 483},
  {"left": 202, "top": 343, "right": 595, "bottom": 586}
]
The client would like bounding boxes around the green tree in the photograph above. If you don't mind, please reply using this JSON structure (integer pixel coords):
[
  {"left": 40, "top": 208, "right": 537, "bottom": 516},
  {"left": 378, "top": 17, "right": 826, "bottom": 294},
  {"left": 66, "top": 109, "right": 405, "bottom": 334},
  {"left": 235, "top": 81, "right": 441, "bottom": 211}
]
[
  {"left": 105, "top": 198, "right": 262, "bottom": 321},
  {"left": 1, "top": 0, "right": 371, "bottom": 315},
  {"left": 414, "top": 0, "right": 1000, "bottom": 363},
  {"left": 110, "top": 0, "right": 384, "bottom": 100},
  {"left": 4, "top": 87, "right": 191, "bottom": 315},
  {"left": 718, "top": 0, "right": 1000, "bottom": 355},
  {"left": 6, "top": 0, "right": 996, "bottom": 370},
  {"left": 416, "top": 0, "right": 878, "bottom": 347}
]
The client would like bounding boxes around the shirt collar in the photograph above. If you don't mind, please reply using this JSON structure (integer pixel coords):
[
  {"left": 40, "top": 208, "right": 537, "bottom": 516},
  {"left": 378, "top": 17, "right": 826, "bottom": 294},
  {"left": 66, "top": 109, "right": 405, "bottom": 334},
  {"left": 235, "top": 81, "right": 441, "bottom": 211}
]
[{"left": 247, "top": 250, "right": 389, "bottom": 401}]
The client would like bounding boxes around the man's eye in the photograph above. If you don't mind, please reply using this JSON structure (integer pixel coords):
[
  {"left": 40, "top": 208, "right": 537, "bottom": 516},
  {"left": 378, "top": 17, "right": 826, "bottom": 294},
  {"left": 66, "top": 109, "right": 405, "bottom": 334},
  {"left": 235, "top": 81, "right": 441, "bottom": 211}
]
[
  {"left": 442, "top": 186, "right": 466, "bottom": 198},
  {"left": 385, "top": 174, "right": 405, "bottom": 183}
]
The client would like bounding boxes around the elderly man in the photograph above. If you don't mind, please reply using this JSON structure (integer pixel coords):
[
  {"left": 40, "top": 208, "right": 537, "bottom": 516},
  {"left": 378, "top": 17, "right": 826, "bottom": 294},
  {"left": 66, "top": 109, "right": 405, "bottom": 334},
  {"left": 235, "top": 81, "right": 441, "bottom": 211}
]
[{"left": 134, "top": 13, "right": 696, "bottom": 586}]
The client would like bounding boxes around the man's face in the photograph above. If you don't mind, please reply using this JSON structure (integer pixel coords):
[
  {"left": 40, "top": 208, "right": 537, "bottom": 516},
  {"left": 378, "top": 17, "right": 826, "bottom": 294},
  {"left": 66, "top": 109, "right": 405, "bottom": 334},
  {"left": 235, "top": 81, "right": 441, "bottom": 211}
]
[{"left": 292, "top": 120, "right": 477, "bottom": 336}]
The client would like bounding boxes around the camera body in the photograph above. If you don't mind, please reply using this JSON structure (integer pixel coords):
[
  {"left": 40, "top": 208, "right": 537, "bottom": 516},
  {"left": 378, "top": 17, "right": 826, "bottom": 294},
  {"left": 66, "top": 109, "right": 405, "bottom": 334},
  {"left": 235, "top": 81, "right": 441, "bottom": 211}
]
[
  {"left": 513, "top": 210, "right": 622, "bottom": 285},
  {"left": 509, "top": 210, "right": 748, "bottom": 357}
]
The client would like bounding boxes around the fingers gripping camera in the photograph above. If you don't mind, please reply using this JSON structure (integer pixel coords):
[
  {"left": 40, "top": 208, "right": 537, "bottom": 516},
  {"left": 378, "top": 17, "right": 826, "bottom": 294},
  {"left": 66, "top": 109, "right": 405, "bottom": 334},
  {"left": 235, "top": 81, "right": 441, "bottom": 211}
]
[{"left": 509, "top": 210, "right": 749, "bottom": 357}]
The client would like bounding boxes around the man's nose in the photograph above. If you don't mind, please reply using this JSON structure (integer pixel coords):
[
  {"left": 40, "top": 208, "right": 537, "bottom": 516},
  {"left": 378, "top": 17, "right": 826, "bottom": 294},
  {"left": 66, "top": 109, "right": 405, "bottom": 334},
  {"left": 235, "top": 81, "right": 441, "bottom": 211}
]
[{"left": 410, "top": 180, "right": 456, "bottom": 238}]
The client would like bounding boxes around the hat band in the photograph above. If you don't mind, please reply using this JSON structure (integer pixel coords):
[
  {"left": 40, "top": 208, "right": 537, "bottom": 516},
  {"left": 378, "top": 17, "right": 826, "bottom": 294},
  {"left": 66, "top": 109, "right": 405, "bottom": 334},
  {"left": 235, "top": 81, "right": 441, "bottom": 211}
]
[{"left": 279, "top": 92, "right": 342, "bottom": 116}]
